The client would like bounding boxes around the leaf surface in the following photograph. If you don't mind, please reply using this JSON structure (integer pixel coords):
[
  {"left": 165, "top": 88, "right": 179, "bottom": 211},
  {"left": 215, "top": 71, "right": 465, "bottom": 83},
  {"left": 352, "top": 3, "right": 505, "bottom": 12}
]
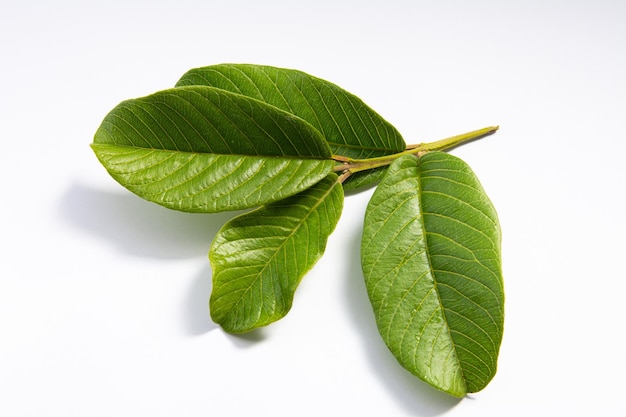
[
  {"left": 361, "top": 152, "right": 503, "bottom": 397},
  {"left": 92, "top": 86, "right": 334, "bottom": 212},
  {"left": 175, "top": 64, "right": 406, "bottom": 189},
  {"left": 210, "top": 173, "right": 344, "bottom": 333}
]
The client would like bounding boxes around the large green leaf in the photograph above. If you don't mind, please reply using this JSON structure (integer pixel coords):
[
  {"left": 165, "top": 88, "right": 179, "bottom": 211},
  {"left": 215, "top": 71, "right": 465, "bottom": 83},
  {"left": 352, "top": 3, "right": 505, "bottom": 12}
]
[
  {"left": 210, "top": 173, "right": 344, "bottom": 333},
  {"left": 92, "top": 86, "right": 334, "bottom": 213},
  {"left": 175, "top": 64, "right": 406, "bottom": 189},
  {"left": 361, "top": 152, "right": 503, "bottom": 397}
]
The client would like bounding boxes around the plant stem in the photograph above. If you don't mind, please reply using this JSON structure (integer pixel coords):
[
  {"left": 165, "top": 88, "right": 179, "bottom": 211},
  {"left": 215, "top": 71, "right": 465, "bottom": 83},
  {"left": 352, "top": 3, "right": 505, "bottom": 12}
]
[{"left": 333, "top": 126, "right": 498, "bottom": 174}]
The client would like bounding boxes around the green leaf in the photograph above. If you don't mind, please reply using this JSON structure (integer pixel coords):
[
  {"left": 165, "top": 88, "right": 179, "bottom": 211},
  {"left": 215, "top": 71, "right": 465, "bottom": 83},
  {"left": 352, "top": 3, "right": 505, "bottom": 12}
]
[
  {"left": 175, "top": 64, "right": 406, "bottom": 189},
  {"left": 210, "top": 173, "right": 344, "bottom": 333},
  {"left": 92, "top": 86, "right": 334, "bottom": 213},
  {"left": 361, "top": 152, "right": 503, "bottom": 397}
]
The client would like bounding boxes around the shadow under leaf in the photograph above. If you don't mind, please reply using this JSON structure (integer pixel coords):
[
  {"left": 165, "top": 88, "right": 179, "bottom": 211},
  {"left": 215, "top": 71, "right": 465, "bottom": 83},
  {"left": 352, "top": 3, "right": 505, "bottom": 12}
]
[
  {"left": 59, "top": 182, "right": 242, "bottom": 259},
  {"left": 342, "top": 228, "right": 462, "bottom": 416},
  {"left": 183, "top": 263, "right": 220, "bottom": 336}
]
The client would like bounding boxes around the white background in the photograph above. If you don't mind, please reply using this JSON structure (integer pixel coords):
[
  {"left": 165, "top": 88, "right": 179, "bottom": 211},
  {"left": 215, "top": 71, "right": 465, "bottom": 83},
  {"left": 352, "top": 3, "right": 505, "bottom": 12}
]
[{"left": 1, "top": 1, "right": 625, "bottom": 415}]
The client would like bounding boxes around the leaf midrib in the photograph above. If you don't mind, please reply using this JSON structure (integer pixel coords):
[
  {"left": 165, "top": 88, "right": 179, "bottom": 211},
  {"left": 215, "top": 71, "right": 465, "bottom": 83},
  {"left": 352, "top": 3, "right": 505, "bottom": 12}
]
[
  {"left": 91, "top": 142, "right": 333, "bottom": 161},
  {"left": 416, "top": 157, "right": 467, "bottom": 395}
]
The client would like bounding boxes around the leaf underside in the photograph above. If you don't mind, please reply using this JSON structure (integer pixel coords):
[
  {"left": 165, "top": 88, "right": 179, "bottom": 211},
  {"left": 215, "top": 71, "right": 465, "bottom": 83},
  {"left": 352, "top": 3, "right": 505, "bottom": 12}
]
[
  {"left": 92, "top": 86, "right": 334, "bottom": 212},
  {"left": 176, "top": 63, "right": 406, "bottom": 189},
  {"left": 361, "top": 152, "right": 503, "bottom": 397},
  {"left": 210, "top": 173, "right": 344, "bottom": 333}
]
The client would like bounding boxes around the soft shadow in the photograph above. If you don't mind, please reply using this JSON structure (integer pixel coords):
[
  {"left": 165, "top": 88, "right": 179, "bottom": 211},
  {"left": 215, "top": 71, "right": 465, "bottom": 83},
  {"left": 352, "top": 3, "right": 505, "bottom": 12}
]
[
  {"left": 183, "top": 263, "right": 219, "bottom": 336},
  {"left": 227, "top": 329, "right": 268, "bottom": 348},
  {"left": 60, "top": 182, "right": 241, "bottom": 337},
  {"left": 343, "top": 229, "right": 462, "bottom": 416},
  {"left": 59, "top": 182, "right": 241, "bottom": 259}
]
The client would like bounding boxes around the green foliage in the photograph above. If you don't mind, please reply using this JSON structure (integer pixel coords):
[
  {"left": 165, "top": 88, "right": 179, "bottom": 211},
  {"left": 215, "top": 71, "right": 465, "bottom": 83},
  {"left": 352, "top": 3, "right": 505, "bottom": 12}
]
[
  {"left": 210, "top": 173, "right": 344, "bottom": 333},
  {"left": 176, "top": 64, "right": 406, "bottom": 189},
  {"left": 92, "top": 86, "right": 333, "bottom": 212},
  {"left": 361, "top": 153, "right": 503, "bottom": 397},
  {"left": 92, "top": 64, "right": 504, "bottom": 398}
]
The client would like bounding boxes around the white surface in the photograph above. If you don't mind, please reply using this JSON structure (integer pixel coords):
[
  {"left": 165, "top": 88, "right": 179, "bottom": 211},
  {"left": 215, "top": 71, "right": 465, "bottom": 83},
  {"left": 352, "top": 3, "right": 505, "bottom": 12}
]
[{"left": 2, "top": 1, "right": 625, "bottom": 415}]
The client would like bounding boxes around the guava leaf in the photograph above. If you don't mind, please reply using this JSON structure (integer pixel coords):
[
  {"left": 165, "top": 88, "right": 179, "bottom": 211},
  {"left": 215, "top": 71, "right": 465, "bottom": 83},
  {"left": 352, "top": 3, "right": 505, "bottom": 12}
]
[
  {"left": 361, "top": 152, "right": 504, "bottom": 397},
  {"left": 92, "top": 86, "right": 334, "bottom": 213},
  {"left": 175, "top": 63, "right": 406, "bottom": 189},
  {"left": 210, "top": 173, "right": 344, "bottom": 333}
]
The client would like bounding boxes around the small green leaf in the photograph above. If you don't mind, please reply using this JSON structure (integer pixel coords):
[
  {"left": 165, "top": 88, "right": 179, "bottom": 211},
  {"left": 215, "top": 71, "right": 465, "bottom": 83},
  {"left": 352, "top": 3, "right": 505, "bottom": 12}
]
[
  {"left": 92, "top": 86, "right": 334, "bottom": 213},
  {"left": 175, "top": 64, "right": 406, "bottom": 189},
  {"left": 361, "top": 152, "right": 504, "bottom": 397},
  {"left": 210, "top": 173, "right": 344, "bottom": 333}
]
